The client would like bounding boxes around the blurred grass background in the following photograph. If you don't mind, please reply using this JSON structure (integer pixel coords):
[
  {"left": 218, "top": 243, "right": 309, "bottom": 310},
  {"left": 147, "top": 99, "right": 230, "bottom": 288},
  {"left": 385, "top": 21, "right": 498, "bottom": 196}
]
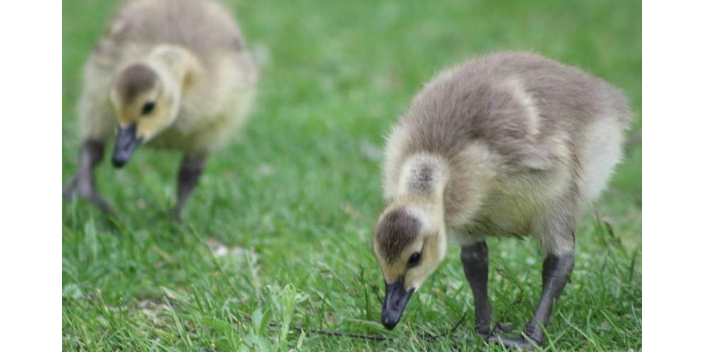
[{"left": 62, "top": 0, "right": 641, "bottom": 350}]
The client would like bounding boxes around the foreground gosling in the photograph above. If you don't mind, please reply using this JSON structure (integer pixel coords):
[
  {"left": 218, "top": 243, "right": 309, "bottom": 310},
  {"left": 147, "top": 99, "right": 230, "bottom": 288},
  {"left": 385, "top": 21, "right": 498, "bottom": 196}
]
[
  {"left": 63, "top": 0, "right": 258, "bottom": 218},
  {"left": 373, "top": 52, "right": 631, "bottom": 349}
]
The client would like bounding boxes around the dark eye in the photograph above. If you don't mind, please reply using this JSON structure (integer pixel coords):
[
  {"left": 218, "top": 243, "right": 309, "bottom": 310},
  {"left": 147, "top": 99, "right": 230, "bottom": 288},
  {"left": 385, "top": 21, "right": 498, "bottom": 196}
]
[
  {"left": 141, "top": 101, "right": 155, "bottom": 115},
  {"left": 408, "top": 252, "right": 421, "bottom": 267}
]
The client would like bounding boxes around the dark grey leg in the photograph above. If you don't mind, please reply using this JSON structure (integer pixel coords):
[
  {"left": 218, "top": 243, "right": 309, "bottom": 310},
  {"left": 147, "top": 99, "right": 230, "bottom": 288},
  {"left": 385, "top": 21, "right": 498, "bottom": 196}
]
[
  {"left": 491, "top": 252, "right": 575, "bottom": 350},
  {"left": 172, "top": 153, "right": 206, "bottom": 220},
  {"left": 460, "top": 241, "right": 492, "bottom": 337},
  {"left": 526, "top": 253, "right": 575, "bottom": 342},
  {"left": 63, "top": 140, "right": 116, "bottom": 214}
]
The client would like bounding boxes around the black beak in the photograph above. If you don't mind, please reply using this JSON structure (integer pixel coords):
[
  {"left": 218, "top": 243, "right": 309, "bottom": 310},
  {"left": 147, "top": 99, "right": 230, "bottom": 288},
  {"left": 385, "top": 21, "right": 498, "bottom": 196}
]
[
  {"left": 381, "top": 280, "right": 414, "bottom": 330},
  {"left": 112, "top": 124, "right": 142, "bottom": 168}
]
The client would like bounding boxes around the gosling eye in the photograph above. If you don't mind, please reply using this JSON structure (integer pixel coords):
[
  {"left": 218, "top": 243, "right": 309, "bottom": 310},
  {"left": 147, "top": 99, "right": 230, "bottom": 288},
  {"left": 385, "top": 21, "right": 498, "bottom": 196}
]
[
  {"left": 141, "top": 101, "right": 156, "bottom": 115},
  {"left": 408, "top": 252, "right": 421, "bottom": 267}
]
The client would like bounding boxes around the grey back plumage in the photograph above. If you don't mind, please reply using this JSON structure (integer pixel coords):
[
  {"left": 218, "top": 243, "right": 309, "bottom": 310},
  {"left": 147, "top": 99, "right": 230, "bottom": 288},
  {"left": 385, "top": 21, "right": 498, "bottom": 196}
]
[
  {"left": 94, "top": 0, "right": 247, "bottom": 67},
  {"left": 401, "top": 52, "right": 630, "bottom": 169}
]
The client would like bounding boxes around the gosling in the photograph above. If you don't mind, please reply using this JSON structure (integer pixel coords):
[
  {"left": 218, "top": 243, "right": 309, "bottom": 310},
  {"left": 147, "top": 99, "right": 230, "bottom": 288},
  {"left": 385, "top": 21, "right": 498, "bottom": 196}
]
[
  {"left": 62, "top": 0, "right": 258, "bottom": 218},
  {"left": 373, "top": 52, "right": 631, "bottom": 349}
]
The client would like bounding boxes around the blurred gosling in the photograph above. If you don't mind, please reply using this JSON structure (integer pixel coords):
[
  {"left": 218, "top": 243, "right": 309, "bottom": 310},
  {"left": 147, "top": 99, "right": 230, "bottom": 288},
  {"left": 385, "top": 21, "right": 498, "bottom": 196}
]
[{"left": 63, "top": 0, "right": 258, "bottom": 218}]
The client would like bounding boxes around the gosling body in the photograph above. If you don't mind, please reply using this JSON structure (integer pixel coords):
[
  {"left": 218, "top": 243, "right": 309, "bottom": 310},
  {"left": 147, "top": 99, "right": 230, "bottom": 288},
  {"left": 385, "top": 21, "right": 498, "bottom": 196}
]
[{"left": 374, "top": 52, "right": 630, "bottom": 349}]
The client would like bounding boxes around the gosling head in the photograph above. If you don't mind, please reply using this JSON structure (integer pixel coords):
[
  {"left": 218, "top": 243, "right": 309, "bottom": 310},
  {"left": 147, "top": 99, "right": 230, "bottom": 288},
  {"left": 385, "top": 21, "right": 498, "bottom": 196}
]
[
  {"left": 373, "top": 202, "right": 447, "bottom": 330},
  {"left": 110, "top": 62, "right": 180, "bottom": 167}
]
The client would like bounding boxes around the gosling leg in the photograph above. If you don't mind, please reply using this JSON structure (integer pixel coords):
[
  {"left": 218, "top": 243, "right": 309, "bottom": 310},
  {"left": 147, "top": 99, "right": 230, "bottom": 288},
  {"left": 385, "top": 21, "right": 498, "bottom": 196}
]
[
  {"left": 492, "top": 252, "right": 575, "bottom": 350},
  {"left": 172, "top": 153, "right": 206, "bottom": 219},
  {"left": 460, "top": 241, "right": 492, "bottom": 338},
  {"left": 62, "top": 140, "right": 116, "bottom": 214}
]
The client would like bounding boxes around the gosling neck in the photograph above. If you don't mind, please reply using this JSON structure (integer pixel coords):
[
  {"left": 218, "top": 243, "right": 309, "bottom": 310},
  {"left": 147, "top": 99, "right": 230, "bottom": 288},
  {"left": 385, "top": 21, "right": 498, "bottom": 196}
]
[
  {"left": 397, "top": 153, "right": 449, "bottom": 213},
  {"left": 148, "top": 45, "right": 201, "bottom": 94}
]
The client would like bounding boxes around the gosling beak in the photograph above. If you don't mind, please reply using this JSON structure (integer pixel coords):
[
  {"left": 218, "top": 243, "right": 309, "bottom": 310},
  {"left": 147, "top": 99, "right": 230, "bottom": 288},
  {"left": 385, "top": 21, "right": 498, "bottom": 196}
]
[
  {"left": 112, "top": 124, "right": 142, "bottom": 168},
  {"left": 381, "top": 280, "right": 414, "bottom": 330}
]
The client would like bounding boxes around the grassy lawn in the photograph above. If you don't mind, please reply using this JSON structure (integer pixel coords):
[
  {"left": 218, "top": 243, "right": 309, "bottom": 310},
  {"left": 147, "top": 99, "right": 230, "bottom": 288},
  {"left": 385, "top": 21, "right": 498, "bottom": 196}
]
[{"left": 62, "top": 0, "right": 641, "bottom": 351}]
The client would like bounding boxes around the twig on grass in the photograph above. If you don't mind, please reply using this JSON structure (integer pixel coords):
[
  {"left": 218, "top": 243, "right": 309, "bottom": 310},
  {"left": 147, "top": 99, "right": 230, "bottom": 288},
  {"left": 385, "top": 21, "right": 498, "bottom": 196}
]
[{"left": 236, "top": 309, "right": 468, "bottom": 342}]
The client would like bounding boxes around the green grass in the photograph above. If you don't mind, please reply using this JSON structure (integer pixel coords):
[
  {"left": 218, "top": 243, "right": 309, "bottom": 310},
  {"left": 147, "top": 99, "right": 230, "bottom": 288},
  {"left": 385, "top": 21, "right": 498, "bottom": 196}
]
[{"left": 62, "top": 0, "right": 642, "bottom": 350}]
